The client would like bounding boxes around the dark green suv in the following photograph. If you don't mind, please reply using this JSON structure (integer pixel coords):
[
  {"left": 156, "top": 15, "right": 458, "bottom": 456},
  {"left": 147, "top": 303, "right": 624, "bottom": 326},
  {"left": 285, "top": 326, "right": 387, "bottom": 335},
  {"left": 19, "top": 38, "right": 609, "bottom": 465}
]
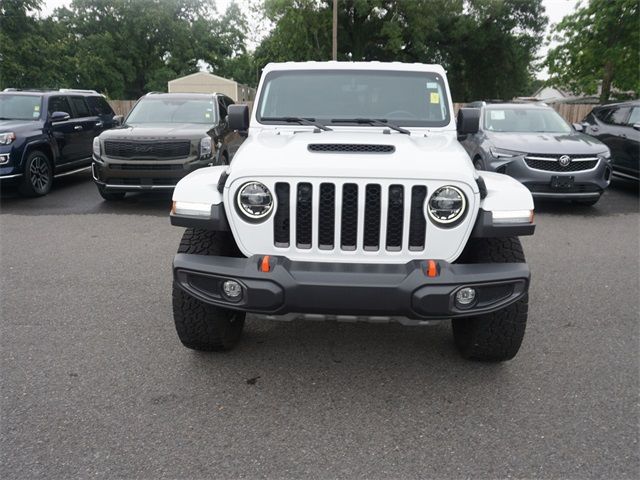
[{"left": 92, "top": 92, "right": 242, "bottom": 200}]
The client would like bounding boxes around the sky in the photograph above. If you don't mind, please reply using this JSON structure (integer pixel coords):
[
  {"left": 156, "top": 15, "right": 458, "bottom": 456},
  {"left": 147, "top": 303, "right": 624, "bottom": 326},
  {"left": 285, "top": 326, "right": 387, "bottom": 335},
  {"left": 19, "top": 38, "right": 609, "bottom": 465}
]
[{"left": 40, "top": 0, "right": 579, "bottom": 78}]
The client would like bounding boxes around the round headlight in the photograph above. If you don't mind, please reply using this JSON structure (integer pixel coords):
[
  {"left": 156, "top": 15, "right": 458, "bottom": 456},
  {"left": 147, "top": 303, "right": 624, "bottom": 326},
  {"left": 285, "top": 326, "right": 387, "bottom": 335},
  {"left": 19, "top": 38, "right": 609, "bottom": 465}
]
[
  {"left": 236, "top": 181, "right": 273, "bottom": 220},
  {"left": 427, "top": 186, "right": 466, "bottom": 225}
]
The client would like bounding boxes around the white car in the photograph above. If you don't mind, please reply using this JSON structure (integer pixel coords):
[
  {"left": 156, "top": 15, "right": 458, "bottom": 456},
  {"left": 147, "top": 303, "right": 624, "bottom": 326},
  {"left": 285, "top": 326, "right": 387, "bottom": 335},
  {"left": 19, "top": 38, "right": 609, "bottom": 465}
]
[{"left": 169, "top": 62, "right": 536, "bottom": 362}]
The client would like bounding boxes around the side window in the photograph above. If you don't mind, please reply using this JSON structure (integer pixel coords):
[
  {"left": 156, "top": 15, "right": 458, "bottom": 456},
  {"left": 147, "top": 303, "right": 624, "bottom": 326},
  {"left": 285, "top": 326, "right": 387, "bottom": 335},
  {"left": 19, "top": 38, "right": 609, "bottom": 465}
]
[
  {"left": 218, "top": 97, "right": 228, "bottom": 121},
  {"left": 627, "top": 107, "right": 640, "bottom": 125},
  {"left": 86, "top": 96, "right": 114, "bottom": 116},
  {"left": 47, "top": 96, "right": 72, "bottom": 116},
  {"left": 69, "top": 96, "right": 91, "bottom": 118},
  {"left": 608, "top": 107, "right": 631, "bottom": 125},
  {"left": 595, "top": 108, "right": 611, "bottom": 122}
]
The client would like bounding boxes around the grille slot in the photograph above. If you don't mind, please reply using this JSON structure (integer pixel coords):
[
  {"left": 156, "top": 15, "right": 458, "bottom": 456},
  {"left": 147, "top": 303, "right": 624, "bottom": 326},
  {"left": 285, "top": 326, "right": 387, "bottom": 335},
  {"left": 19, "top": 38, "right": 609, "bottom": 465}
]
[
  {"left": 296, "top": 183, "right": 313, "bottom": 248},
  {"left": 525, "top": 157, "right": 598, "bottom": 172},
  {"left": 408, "top": 186, "right": 427, "bottom": 250},
  {"left": 104, "top": 141, "right": 191, "bottom": 159},
  {"left": 386, "top": 185, "right": 404, "bottom": 251},
  {"left": 108, "top": 163, "right": 183, "bottom": 171},
  {"left": 363, "top": 184, "right": 381, "bottom": 250},
  {"left": 318, "top": 184, "right": 335, "bottom": 249},
  {"left": 341, "top": 184, "right": 359, "bottom": 250},
  {"left": 308, "top": 144, "right": 395, "bottom": 153},
  {"left": 273, "top": 183, "right": 290, "bottom": 247}
]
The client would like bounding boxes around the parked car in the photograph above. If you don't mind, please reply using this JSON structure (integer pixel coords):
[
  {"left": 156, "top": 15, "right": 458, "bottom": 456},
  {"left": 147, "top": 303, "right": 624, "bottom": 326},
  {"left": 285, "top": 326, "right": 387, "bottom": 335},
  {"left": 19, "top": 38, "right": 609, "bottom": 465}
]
[
  {"left": 169, "top": 61, "right": 537, "bottom": 362},
  {"left": 460, "top": 102, "right": 612, "bottom": 206},
  {"left": 581, "top": 100, "right": 640, "bottom": 183},
  {"left": 92, "top": 92, "right": 242, "bottom": 201},
  {"left": 0, "top": 88, "right": 120, "bottom": 196}
]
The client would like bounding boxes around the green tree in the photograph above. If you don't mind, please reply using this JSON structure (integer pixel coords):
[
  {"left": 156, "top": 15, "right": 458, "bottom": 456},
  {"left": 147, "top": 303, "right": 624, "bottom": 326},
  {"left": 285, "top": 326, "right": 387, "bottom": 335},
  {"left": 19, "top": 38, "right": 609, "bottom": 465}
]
[
  {"left": 546, "top": 0, "right": 640, "bottom": 103},
  {"left": 254, "top": 0, "right": 547, "bottom": 102}
]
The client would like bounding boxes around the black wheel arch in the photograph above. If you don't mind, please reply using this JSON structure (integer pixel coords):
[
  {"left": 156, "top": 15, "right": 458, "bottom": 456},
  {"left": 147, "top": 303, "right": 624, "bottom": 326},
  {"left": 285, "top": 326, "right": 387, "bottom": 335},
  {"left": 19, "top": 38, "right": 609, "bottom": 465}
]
[{"left": 21, "top": 140, "right": 56, "bottom": 172}]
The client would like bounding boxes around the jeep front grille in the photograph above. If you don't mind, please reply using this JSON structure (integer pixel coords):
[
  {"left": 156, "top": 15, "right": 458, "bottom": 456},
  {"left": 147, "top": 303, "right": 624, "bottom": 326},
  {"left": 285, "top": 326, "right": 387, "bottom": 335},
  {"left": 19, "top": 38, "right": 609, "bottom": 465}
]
[
  {"left": 104, "top": 141, "right": 191, "bottom": 159},
  {"left": 524, "top": 154, "right": 599, "bottom": 172},
  {"left": 272, "top": 181, "right": 427, "bottom": 252}
]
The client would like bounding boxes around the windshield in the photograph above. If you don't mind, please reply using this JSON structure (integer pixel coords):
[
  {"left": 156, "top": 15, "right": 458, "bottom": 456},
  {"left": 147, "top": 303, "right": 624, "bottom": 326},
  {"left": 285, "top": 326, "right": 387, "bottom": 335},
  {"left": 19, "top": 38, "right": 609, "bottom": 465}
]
[
  {"left": 126, "top": 97, "right": 217, "bottom": 125},
  {"left": 0, "top": 94, "right": 43, "bottom": 121},
  {"left": 257, "top": 70, "right": 450, "bottom": 128},
  {"left": 484, "top": 108, "right": 571, "bottom": 133}
]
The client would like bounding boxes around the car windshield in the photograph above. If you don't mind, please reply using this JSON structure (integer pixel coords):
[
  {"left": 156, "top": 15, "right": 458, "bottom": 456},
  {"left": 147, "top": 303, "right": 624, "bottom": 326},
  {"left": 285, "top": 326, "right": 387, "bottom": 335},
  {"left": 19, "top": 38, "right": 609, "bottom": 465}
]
[
  {"left": 256, "top": 70, "right": 451, "bottom": 128},
  {"left": 126, "top": 97, "right": 217, "bottom": 125},
  {"left": 0, "top": 94, "right": 43, "bottom": 121},
  {"left": 484, "top": 107, "right": 571, "bottom": 133}
]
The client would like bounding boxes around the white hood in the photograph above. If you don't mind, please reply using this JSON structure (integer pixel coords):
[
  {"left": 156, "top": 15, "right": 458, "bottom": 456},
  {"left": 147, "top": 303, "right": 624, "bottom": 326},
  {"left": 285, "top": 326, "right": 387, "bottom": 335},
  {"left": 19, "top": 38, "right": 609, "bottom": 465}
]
[{"left": 228, "top": 130, "right": 478, "bottom": 189}]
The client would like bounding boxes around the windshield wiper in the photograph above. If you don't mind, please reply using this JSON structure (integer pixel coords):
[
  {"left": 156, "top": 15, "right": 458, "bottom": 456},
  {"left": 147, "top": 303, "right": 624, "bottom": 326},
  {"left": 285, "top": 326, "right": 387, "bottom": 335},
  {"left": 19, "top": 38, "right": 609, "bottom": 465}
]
[
  {"left": 331, "top": 118, "right": 410, "bottom": 135},
  {"left": 261, "top": 116, "right": 332, "bottom": 131}
]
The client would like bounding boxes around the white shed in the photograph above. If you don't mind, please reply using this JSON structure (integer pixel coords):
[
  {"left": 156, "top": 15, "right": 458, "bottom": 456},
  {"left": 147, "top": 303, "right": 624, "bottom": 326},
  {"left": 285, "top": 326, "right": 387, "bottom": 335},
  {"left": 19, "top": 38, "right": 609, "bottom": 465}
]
[{"left": 167, "top": 72, "right": 255, "bottom": 102}]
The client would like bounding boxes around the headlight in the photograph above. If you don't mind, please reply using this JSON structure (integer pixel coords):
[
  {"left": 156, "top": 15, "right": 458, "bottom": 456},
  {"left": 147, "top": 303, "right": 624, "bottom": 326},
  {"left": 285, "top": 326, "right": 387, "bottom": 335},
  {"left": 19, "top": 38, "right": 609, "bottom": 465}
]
[
  {"left": 427, "top": 186, "right": 467, "bottom": 225},
  {"left": 490, "top": 147, "right": 524, "bottom": 158},
  {"left": 0, "top": 132, "right": 16, "bottom": 145},
  {"left": 236, "top": 181, "right": 273, "bottom": 220},
  {"left": 92, "top": 137, "right": 101, "bottom": 157},
  {"left": 200, "top": 137, "right": 212, "bottom": 158}
]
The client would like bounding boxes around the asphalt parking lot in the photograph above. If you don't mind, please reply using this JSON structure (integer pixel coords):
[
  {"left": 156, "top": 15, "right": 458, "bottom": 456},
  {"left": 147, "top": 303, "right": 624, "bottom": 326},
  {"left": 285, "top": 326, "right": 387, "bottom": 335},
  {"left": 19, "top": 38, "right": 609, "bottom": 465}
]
[{"left": 1, "top": 171, "right": 638, "bottom": 479}]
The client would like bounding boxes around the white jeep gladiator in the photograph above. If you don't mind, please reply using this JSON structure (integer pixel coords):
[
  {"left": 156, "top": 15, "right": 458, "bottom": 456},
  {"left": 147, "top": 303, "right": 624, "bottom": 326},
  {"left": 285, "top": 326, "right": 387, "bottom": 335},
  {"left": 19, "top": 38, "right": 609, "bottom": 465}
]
[{"left": 169, "top": 62, "right": 536, "bottom": 361}]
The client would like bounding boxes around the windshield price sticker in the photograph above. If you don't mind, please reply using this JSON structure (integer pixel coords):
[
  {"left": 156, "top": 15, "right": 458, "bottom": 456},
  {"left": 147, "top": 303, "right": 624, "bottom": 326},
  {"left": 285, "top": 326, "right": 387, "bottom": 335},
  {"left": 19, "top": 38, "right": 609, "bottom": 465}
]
[
  {"left": 430, "top": 92, "right": 440, "bottom": 104},
  {"left": 490, "top": 110, "right": 506, "bottom": 120}
]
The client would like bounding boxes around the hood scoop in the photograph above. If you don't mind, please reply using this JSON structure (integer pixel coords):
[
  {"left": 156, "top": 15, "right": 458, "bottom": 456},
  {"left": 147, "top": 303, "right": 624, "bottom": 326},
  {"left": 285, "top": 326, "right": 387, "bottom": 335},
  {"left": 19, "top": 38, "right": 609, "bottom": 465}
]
[{"left": 308, "top": 143, "right": 395, "bottom": 153}]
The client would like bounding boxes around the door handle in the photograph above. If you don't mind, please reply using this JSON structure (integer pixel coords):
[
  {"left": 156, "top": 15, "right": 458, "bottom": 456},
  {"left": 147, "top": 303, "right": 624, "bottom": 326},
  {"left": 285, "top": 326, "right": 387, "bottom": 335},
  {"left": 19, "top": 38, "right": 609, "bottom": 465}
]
[
  {"left": 591, "top": 126, "right": 599, "bottom": 132},
  {"left": 95, "top": 121, "right": 103, "bottom": 127},
  {"left": 620, "top": 133, "right": 627, "bottom": 138},
  {"left": 74, "top": 125, "right": 83, "bottom": 131}
]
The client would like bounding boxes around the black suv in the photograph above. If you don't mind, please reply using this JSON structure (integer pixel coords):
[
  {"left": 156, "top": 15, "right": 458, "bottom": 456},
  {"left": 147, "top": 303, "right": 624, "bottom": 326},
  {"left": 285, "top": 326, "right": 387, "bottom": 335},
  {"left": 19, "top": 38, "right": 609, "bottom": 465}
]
[
  {"left": 92, "top": 92, "right": 242, "bottom": 201},
  {"left": 581, "top": 100, "right": 640, "bottom": 182},
  {"left": 0, "top": 89, "right": 120, "bottom": 196}
]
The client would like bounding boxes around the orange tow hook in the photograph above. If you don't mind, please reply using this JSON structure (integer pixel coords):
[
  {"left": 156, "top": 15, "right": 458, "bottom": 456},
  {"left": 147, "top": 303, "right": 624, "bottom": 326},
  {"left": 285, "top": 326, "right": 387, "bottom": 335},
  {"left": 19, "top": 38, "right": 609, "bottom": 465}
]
[
  {"left": 426, "top": 260, "right": 438, "bottom": 278},
  {"left": 260, "top": 255, "right": 271, "bottom": 272}
]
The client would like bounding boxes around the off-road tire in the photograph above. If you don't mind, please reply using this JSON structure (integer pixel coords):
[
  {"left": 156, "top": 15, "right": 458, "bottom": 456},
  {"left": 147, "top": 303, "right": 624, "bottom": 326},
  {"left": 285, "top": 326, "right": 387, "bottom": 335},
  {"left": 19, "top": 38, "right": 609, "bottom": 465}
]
[
  {"left": 19, "top": 150, "right": 53, "bottom": 197},
  {"left": 172, "top": 229, "right": 245, "bottom": 351},
  {"left": 452, "top": 237, "right": 528, "bottom": 362},
  {"left": 97, "top": 184, "right": 126, "bottom": 201}
]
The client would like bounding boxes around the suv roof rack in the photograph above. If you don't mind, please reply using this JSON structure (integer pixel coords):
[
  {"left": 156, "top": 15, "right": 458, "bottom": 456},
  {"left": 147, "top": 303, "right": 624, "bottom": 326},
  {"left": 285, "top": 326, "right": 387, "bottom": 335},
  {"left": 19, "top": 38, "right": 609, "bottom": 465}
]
[
  {"left": 58, "top": 88, "right": 99, "bottom": 94},
  {"left": 3, "top": 88, "right": 53, "bottom": 92}
]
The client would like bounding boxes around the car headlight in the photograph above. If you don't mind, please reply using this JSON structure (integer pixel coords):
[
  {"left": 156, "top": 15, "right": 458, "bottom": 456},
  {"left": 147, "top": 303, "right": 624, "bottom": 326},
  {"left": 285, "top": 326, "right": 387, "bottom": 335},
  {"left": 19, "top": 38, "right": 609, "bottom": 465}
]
[
  {"left": 92, "top": 137, "right": 101, "bottom": 157},
  {"left": 490, "top": 147, "right": 525, "bottom": 158},
  {"left": 200, "top": 137, "right": 212, "bottom": 158},
  {"left": 236, "top": 181, "right": 273, "bottom": 220},
  {"left": 0, "top": 132, "right": 16, "bottom": 145},
  {"left": 427, "top": 186, "right": 467, "bottom": 225}
]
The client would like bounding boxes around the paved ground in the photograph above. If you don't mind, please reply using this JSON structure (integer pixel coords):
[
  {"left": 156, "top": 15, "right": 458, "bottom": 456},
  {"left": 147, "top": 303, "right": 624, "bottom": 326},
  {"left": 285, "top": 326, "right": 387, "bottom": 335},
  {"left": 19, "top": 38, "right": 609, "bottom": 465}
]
[{"left": 1, "top": 172, "right": 638, "bottom": 479}]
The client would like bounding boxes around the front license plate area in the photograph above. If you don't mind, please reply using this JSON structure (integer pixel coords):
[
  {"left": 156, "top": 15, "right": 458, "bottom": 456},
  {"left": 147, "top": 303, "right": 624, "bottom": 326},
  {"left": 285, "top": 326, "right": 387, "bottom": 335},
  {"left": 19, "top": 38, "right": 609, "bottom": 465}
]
[{"left": 550, "top": 175, "right": 575, "bottom": 189}]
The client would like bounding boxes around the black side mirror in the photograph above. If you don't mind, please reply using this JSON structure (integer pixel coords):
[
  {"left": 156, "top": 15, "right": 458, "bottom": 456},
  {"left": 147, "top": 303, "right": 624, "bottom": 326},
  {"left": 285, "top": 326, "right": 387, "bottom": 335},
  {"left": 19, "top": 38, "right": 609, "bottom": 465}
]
[
  {"left": 457, "top": 108, "right": 480, "bottom": 136},
  {"left": 50, "top": 111, "right": 70, "bottom": 122},
  {"left": 228, "top": 105, "right": 249, "bottom": 132},
  {"left": 572, "top": 122, "right": 584, "bottom": 132},
  {"left": 113, "top": 114, "right": 124, "bottom": 126}
]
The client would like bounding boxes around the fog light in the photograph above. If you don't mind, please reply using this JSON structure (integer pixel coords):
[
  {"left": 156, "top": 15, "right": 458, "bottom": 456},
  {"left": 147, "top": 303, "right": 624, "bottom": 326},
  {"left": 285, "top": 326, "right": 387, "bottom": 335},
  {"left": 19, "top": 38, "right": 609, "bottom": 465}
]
[
  {"left": 455, "top": 287, "right": 476, "bottom": 307},
  {"left": 222, "top": 280, "right": 242, "bottom": 300}
]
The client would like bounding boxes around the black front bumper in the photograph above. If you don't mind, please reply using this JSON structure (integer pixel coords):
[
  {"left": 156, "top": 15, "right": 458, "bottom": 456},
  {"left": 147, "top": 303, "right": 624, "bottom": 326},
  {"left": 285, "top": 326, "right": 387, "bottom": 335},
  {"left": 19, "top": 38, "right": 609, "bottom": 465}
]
[{"left": 173, "top": 254, "right": 530, "bottom": 320}]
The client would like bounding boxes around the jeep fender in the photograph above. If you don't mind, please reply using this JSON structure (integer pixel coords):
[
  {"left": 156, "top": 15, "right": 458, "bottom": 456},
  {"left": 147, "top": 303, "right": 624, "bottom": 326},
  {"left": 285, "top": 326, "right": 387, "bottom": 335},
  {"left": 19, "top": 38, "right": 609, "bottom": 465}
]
[
  {"left": 479, "top": 171, "right": 534, "bottom": 212},
  {"left": 172, "top": 165, "right": 228, "bottom": 205}
]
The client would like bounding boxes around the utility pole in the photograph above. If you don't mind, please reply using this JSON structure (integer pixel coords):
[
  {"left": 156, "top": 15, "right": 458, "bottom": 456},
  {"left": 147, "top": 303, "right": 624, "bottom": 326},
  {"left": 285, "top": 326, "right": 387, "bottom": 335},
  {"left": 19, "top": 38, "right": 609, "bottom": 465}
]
[{"left": 332, "top": 0, "right": 338, "bottom": 60}]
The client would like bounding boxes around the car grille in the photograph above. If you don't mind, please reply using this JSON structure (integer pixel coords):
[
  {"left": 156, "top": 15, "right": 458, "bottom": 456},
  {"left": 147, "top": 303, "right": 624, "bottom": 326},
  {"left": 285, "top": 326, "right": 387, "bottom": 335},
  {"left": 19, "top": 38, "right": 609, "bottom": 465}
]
[
  {"left": 308, "top": 144, "right": 395, "bottom": 153},
  {"left": 272, "top": 181, "right": 428, "bottom": 251},
  {"left": 107, "top": 177, "right": 179, "bottom": 186},
  {"left": 104, "top": 141, "right": 191, "bottom": 159},
  {"left": 524, "top": 182, "right": 602, "bottom": 193},
  {"left": 524, "top": 154, "right": 599, "bottom": 172},
  {"left": 108, "top": 163, "right": 183, "bottom": 171}
]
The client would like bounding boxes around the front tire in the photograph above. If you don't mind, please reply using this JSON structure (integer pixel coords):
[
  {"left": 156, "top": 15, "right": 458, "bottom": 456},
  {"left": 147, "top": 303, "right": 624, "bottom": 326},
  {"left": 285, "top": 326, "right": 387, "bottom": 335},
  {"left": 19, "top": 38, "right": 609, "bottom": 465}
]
[
  {"left": 452, "top": 237, "right": 528, "bottom": 361},
  {"left": 19, "top": 150, "right": 53, "bottom": 196},
  {"left": 172, "top": 229, "right": 245, "bottom": 351}
]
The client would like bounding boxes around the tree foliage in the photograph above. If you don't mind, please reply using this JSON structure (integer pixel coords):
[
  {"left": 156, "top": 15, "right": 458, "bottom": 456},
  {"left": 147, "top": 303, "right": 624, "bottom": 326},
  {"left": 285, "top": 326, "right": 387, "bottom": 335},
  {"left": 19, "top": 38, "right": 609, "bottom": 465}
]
[
  {"left": 546, "top": 0, "right": 640, "bottom": 103},
  {"left": 0, "top": 0, "right": 249, "bottom": 98},
  {"left": 254, "top": 0, "right": 548, "bottom": 101}
]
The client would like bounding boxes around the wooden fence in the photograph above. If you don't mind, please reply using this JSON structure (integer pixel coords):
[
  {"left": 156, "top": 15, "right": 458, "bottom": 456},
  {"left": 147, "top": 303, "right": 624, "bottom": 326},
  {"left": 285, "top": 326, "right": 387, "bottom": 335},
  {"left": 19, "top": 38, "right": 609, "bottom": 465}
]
[{"left": 109, "top": 100, "right": 595, "bottom": 124}]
